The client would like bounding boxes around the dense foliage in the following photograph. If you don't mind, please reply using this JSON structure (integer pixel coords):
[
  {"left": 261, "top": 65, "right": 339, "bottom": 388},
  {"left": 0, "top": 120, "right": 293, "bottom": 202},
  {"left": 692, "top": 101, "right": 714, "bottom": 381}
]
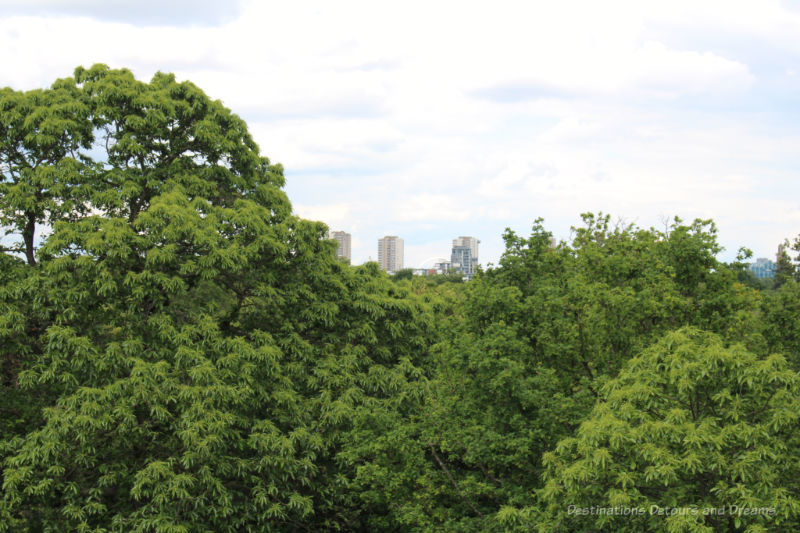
[
  {"left": 538, "top": 328, "right": 800, "bottom": 532},
  {"left": 2, "top": 67, "right": 800, "bottom": 532}
]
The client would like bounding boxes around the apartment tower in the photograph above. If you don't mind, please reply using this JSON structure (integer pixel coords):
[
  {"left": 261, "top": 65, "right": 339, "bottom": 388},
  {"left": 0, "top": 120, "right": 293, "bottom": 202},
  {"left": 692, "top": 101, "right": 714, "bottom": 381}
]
[
  {"left": 330, "top": 231, "right": 352, "bottom": 262},
  {"left": 451, "top": 236, "right": 480, "bottom": 279},
  {"left": 378, "top": 236, "right": 404, "bottom": 273}
]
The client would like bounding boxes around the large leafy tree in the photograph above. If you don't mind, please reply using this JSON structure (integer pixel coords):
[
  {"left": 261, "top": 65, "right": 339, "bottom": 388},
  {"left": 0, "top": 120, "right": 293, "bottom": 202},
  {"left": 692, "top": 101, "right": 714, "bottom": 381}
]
[
  {"left": 0, "top": 66, "right": 434, "bottom": 532},
  {"left": 536, "top": 328, "right": 800, "bottom": 533}
]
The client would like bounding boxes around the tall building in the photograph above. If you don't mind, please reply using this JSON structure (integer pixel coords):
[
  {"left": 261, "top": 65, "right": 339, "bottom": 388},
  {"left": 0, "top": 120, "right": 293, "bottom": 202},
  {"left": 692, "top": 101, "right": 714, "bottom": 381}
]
[
  {"left": 451, "top": 236, "right": 480, "bottom": 279},
  {"left": 330, "top": 231, "right": 351, "bottom": 262},
  {"left": 749, "top": 257, "right": 776, "bottom": 279},
  {"left": 378, "top": 236, "right": 404, "bottom": 273}
]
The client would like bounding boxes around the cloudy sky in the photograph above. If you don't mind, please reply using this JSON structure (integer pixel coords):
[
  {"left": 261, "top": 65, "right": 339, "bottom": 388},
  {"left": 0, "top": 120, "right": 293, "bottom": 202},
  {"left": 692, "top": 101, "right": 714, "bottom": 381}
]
[{"left": 2, "top": 0, "right": 799, "bottom": 267}]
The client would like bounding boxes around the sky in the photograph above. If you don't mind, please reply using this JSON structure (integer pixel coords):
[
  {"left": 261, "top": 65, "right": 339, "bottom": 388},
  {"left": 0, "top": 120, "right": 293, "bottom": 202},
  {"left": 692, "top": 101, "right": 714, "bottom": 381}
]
[{"left": 2, "top": 0, "right": 799, "bottom": 268}]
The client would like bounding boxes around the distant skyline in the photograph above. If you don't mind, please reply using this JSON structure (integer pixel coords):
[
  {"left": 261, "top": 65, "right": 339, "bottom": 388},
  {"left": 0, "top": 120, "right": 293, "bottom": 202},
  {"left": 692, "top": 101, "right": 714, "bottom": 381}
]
[{"left": 2, "top": 1, "right": 800, "bottom": 267}]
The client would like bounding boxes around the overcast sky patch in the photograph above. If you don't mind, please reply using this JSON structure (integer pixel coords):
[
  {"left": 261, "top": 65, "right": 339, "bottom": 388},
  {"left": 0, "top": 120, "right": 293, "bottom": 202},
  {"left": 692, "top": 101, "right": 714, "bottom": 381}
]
[
  {"left": 0, "top": 0, "right": 245, "bottom": 27},
  {"left": 470, "top": 80, "right": 573, "bottom": 102}
]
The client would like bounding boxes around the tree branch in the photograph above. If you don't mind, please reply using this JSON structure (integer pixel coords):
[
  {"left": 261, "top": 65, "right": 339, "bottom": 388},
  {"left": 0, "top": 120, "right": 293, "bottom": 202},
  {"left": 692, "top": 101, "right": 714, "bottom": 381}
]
[{"left": 427, "top": 440, "right": 484, "bottom": 518}]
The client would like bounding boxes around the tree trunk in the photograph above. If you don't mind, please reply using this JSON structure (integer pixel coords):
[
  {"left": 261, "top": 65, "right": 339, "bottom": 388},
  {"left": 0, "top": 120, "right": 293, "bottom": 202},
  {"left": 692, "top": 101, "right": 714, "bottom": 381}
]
[{"left": 23, "top": 211, "right": 36, "bottom": 266}]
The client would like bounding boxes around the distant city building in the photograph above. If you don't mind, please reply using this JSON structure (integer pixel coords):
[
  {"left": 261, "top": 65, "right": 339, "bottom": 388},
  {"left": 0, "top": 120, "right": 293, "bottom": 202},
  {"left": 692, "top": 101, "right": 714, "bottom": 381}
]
[
  {"left": 330, "top": 231, "right": 351, "bottom": 262},
  {"left": 433, "top": 259, "right": 451, "bottom": 274},
  {"left": 451, "top": 236, "right": 479, "bottom": 279},
  {"left": 750, "top": 257, "right": 776, "bottom": 279},
  {"left": 378, "top": 236, "right": 404, "bottom": 273}
]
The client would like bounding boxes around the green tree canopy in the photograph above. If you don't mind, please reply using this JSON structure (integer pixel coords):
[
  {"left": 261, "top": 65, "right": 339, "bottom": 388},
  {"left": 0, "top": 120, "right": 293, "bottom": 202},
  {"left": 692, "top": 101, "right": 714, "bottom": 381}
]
[
  {"left": 0, "top": 77, "right": 93, "bottom": 265},
  {"left": 2, "top": 66, "right": 797, "bottom": 533},
  {"left": 0, "top": 65, "right": 435, "bottom": 532},
  {"left": 355, "top": 214, "right": 767, "bottom": 531},
  {"left": 537, "top": 328, "right": 800, "bottom": 532}
]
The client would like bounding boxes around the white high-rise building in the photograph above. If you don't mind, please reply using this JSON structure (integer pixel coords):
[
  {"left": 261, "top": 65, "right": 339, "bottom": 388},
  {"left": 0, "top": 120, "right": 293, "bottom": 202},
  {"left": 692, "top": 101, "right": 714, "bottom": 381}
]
[
  {"left": 330, "top": 231, "right": 351, "bottom": 262},
  {"left": 451, "top": 236, "right": 480, "bottom": 279},
  {"left": 378, "top": 236, "right": 404, "bottom": 273}
]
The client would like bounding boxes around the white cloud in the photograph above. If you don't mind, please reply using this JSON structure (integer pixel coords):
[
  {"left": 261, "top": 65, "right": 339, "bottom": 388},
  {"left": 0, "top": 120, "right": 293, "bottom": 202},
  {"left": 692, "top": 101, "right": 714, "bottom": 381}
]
[
  {"left": 628, "top": 41, "right": 754, "bottom": 97},
  {"left": 394, "top": 194, "right": 472, "bottom": 223},
  {"left": 293, "top": 203, "right": 350, "bottom": 227}
]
